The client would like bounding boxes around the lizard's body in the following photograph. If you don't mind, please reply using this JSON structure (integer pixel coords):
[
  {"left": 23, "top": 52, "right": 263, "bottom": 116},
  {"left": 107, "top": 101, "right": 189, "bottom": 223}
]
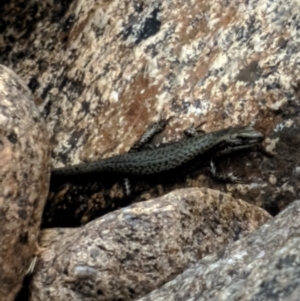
[{"left": 51, "top": 125, "right": 263, "bottom": 178}]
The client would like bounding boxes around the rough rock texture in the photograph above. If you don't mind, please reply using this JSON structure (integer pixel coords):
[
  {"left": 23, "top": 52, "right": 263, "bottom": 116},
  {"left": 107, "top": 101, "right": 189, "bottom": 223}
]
[
  {"left": 0, "top": 65, "right": 50, "bottom": 301},
  {"left": 137, "top": 200, "right": 300, "bottom": 301},
  {"left": 1, "top": 0, "right": 300, "bottom": 226},
  {"left": 29, "top": 188, "right": 270, "bottom": 301},
  {"left": 0, "top": 1, "right": 298, "bottom": 300}
]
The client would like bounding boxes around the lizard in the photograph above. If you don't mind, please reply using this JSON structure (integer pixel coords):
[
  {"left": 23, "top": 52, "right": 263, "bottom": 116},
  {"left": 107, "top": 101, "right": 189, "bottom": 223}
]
[
  {"left": 28, "top": 122, "right": 264, "bottom": 275},
  {"left": 51, "top": 122, "right": 264, "bottom": 180}
]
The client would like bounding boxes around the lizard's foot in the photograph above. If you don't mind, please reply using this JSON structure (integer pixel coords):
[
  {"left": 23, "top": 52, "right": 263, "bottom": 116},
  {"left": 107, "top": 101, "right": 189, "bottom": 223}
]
[
  {"left": 209, "top": 160, "right": 244, "bottom": 183},
  {"left": 183, "top": 121, "right": 206, "bottom": 137}
]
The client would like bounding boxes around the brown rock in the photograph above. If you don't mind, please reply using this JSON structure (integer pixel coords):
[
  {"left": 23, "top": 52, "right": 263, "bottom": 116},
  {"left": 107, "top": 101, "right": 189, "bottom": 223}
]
[
  {"left": 0, "top": 0, "right": 298, "bottom": 226},
  {"left": 30, "top": 188, "right": 270, "bottom": 301},
  {"left": 0, "top": 65, "right": 50, "bottom": 301},
  {"left": 137, "top": 200, "right": 300, "bottom": 301}
]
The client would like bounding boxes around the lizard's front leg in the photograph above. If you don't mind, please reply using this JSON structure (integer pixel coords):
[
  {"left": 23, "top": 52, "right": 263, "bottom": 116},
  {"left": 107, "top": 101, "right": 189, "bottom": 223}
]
[
  {"left": 183, "top": 121, "right": 206, "bottom": 137},
  {"left": 131, "top": 117, "right": 173, "bottom": 151}
]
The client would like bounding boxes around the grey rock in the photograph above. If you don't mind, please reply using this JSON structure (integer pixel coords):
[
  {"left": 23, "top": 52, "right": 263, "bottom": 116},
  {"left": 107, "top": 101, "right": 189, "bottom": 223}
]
[{"left": 138, "top": 200, "right": 300, "bottom": 301}]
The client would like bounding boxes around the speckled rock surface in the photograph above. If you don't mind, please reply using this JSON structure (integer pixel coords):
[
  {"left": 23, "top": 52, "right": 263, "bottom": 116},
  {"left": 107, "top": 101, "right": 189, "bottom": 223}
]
[
  {"left": 1, "top": 0, "right": 300, "bottom": 299},
  {"left": 0, "top": 65, "right": 50, "bottom": 301},
  {"left": 1, "top": 0, "right": 300, "bottom": 226},
  {"left": 137, "top": 200, "right": 300, "bottom": 301},
  {"left": 29, "top": 188, "right": 270, "bottom": 301}
]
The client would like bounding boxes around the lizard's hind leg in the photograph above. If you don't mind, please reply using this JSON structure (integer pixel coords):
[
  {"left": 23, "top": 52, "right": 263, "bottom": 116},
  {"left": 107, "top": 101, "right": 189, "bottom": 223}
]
[{"left": 209, "top": 160, "right": 243, "bottom": 183}]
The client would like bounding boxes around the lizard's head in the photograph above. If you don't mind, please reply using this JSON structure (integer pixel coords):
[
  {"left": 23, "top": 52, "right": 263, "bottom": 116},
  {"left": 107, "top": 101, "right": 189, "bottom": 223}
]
[{"left": 223, "top": 125, "right": 264, "bottom": 147}]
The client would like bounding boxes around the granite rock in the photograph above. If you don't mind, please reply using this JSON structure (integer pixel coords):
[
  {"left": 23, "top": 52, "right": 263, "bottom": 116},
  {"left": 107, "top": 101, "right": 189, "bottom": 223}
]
[
  {"left": 29, "top": 188, "right": 270, "bottom": 301},
  {"left": 137, "top": 199, "right": 300, "bottom": 301},
  {"left": 0, "top": 65, "right": 50, "bottom": 301},
  {"left": 0, "top": 0, "right": 299, "bottom": 299}
]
